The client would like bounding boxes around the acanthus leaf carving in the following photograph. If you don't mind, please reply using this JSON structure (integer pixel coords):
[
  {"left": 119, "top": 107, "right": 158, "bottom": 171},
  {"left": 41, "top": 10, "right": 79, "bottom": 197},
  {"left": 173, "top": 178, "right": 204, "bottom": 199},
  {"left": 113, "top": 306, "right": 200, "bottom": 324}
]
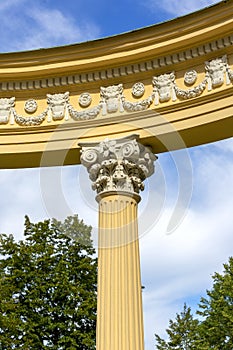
[{"left": 80, "top": 135, "right": 157, "bottom": 196}]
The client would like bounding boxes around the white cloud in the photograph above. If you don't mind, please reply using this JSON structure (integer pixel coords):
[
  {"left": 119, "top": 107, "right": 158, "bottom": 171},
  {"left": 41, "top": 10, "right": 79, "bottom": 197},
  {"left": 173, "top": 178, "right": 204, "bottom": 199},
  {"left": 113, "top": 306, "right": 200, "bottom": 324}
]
[
  {"left": 0, "top": 0, "right": 231, "bottom": 348},
  {"left": 145, "top": 0, "right": 220, "bottom": 16},
  {"left": 0, "top": 138, "right": 232, "bottom": 349},
  {"left": 0, "top": 2, "right": 100, "bottom": 52},
  {"left": 213, "top": 136, "right": 233, "bottom": 153},
  {"left": 140, "top": 137, "right": 233, "bottom": 347},
  {"left": 0, "top": 0, "right": 27, "bottom": 12},
  {"left": 21, "top": 6, "right": 100, "bottom": 50}
]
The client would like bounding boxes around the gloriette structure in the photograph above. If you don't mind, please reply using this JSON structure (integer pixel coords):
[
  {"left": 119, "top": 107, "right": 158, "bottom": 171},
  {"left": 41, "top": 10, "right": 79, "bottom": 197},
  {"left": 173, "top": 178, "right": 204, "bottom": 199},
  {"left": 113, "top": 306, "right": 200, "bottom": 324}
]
[{"left": 0, "top": 1, "right": 233, "bottom": 349}]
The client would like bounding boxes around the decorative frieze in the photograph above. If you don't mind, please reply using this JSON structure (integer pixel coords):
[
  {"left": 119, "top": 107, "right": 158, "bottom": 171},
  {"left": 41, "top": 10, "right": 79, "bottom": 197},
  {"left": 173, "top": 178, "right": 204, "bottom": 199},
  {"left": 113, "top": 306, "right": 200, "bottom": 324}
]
[
  {"left": 80, "top": 135, "right": 157, "bottom": 196},
  {"left": 0, "top": 54, "right": 232, "bottom": 126}
]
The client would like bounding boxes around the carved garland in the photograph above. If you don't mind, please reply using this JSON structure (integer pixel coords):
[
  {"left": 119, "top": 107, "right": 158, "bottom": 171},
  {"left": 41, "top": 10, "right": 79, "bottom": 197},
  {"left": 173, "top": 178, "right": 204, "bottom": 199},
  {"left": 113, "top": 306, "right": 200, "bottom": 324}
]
[
  {"left": 0, "top": 55, "right": 232, "bottom": 126},
  {"left": 174, "top": 78, "right": 208, "bottom": 99}
]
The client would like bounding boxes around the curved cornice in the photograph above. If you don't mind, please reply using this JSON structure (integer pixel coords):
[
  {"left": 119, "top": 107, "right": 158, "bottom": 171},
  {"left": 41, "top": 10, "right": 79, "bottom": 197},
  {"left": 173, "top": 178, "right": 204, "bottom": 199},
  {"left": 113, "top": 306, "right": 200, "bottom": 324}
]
[
  {"left": 0, "top": 1, "right": 232, "bottom": 83},
  {"left": 0, "top": 33, "right": 232, "bottom": 92},
  {"left": 0, "top": 1, "right": 233, "bottom": 168}
]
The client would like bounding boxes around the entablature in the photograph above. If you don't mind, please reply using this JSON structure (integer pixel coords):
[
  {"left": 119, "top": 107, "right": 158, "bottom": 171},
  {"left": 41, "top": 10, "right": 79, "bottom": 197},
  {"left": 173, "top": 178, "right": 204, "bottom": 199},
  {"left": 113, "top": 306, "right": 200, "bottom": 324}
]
[{"left": 0, "top": 1, "right": 232, "bottom": 168}]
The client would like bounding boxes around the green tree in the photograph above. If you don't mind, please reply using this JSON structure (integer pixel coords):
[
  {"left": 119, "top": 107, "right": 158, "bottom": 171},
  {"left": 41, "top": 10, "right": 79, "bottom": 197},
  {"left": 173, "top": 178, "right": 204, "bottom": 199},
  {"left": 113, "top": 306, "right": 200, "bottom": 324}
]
[
  {"left": 155, "top": 303, "right": 208, "bottom": 350},
  {"left": 0, "top": 215, "right": 97, "bottom": 349},
  {"left": 198, "top": 257, "right": 233, "bottom": 349}
]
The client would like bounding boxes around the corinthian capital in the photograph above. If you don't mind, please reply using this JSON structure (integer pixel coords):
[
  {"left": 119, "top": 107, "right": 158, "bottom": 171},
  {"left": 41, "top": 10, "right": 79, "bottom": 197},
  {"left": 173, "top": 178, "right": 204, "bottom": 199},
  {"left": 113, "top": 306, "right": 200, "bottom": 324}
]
[{"left": 79, "top": 135, "right": 157, "bottom": 196}]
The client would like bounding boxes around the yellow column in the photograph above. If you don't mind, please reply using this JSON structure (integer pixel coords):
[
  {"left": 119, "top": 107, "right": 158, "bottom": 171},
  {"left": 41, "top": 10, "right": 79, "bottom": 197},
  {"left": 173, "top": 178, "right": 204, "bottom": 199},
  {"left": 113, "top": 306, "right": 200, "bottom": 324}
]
[
  {"left": 79, "top": 135, "right": 157, "bottom": 350},
  {"left": 97, "top": 193, "right": 144, "bottom": 350}
]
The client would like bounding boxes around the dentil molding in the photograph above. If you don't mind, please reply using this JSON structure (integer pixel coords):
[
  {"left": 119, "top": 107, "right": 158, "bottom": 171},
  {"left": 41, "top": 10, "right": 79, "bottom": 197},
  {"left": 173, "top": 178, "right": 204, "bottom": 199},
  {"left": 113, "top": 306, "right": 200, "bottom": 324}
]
[{"left": 0, "top": 35, "right": 232, "bottom": 92}]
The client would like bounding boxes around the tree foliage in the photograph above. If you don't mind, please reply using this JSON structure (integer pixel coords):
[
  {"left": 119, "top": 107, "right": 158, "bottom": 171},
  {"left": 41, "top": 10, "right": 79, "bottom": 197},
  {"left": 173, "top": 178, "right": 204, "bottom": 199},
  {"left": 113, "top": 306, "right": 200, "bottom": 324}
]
[
  {"left": 0, "top": 215, "right": 97, "bottom": 349},
  {"left": 155, "top": 257, "right": 233, "bottom": 349},
  {"left": 155, "top": 303, "right": 207, "bottom": 350},
  {"left": 198, "top": 257, "right": 233, "bottom": 349}
]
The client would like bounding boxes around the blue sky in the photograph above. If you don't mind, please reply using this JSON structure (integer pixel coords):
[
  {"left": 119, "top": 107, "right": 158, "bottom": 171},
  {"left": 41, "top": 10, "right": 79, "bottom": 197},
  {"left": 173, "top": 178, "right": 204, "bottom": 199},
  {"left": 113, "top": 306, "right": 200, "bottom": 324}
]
[{"left": 0, "top": 0, "right": 232, "bottom": 348}]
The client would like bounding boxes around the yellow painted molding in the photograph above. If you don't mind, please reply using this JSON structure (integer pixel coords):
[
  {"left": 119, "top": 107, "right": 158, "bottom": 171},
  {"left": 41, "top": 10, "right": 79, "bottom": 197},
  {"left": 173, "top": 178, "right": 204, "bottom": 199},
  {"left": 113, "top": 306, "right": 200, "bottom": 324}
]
[
  {"left": 97, "top": 193, "right": 144, "bottom": 350},
  {"left": 0, "top": 1, "right": 232, "bottom": 168}
]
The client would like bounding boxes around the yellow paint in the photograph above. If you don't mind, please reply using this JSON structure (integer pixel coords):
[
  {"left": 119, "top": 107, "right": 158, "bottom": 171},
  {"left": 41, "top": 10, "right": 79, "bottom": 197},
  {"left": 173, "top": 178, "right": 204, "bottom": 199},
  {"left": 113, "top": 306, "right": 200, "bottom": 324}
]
[
  {"left": 0, "top": 2, "right": 232, "bottom": 168},
  {"left": 97, "top": 193, "right": 144, "bottom": 350}
]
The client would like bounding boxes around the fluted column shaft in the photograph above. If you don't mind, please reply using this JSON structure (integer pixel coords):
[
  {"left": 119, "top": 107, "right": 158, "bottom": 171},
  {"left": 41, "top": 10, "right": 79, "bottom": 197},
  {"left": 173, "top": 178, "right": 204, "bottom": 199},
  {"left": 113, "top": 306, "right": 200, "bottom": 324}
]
[
  {"left": 97, "top": 193, "right": 144, "bottom": 350},
  {"left": 79, "top": 135, "right": 157, "bottom": 350}
]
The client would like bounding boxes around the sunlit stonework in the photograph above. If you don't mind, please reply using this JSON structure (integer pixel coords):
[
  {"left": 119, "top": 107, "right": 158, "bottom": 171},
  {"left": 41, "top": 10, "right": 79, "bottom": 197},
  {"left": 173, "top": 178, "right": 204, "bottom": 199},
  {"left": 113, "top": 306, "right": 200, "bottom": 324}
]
[
  {"left": 205, "top": 55, "right": 227, "bottom": 90},
  {"left": 79, "top": 92, "right": 92, "bottom": 107},
  {"left": 153, "top": 72, "right": 176, "bottom": 104},
  {"left": 0, "top": 97, "right": 15, "bottom": 124},
  {"left": 80, "top": 135, "right": 157, "bottom": 196},
  {"left": 24, "top": 99, "right": 38, "bottom": 113},
  {"left": 184, "top": 70, "right": 198, "bottom": 85},
  {"left": 0, "top": 55, "right": 232, "bottom": 126},
  {"left": 131, "top": 82, "right": 145, "bottom": 97},
  {"left": 47, "top": 91, "right": 70, "bottom": 121},
  {"left": 100, "top": 84, "right": 124, "bottom": 115}
]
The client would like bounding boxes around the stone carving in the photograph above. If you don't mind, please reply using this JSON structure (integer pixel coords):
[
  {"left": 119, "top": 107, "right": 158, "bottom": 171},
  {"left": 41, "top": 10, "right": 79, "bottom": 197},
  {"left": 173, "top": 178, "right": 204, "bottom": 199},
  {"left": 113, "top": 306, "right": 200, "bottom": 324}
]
[
  {"left": 226, "top": 65, "right": 233, "bottom": 84},
  {"left": 47, "top": 91, "right": 70, "bottom": 121},
  {"left": 174, "top": 78, "right": 207, "bottom": 99},
  {"left": 24, "top": 99, "right": 38, "bottom": 113},
  {"left": 184, "top": 70, "right": 198, "bottom": 85},
  {"left": 131, "top": 82, "right": 145, "bottom": 98},
  {"left": 205, "top": 55, "right": 227, "bottom": 90},
  {"left": 100, "top": 84, "right": 124, "bottom": 115},
  {"left": 0, "top": 54, "right": 232, "bottom": 127},
  {"left": 0, "top": 97, "right": 15, "bottom": 124},
  {"left": 152, "top": 72, "right": 176, "bottom": 105},
  {"left": 80, "top": 135, "right": 157, "bottom": 196},
  {"left": 68, "top": 104, "right": 101, "bottom": 120},
  {"left": 13, "top": 109, "right": 48, "bottom": 126},
  {"left": 122, "top": 94, "right": 154, "bottom": 112},
  {"left": 79, "top": 92, "right": 92, "bottom": 107}
]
